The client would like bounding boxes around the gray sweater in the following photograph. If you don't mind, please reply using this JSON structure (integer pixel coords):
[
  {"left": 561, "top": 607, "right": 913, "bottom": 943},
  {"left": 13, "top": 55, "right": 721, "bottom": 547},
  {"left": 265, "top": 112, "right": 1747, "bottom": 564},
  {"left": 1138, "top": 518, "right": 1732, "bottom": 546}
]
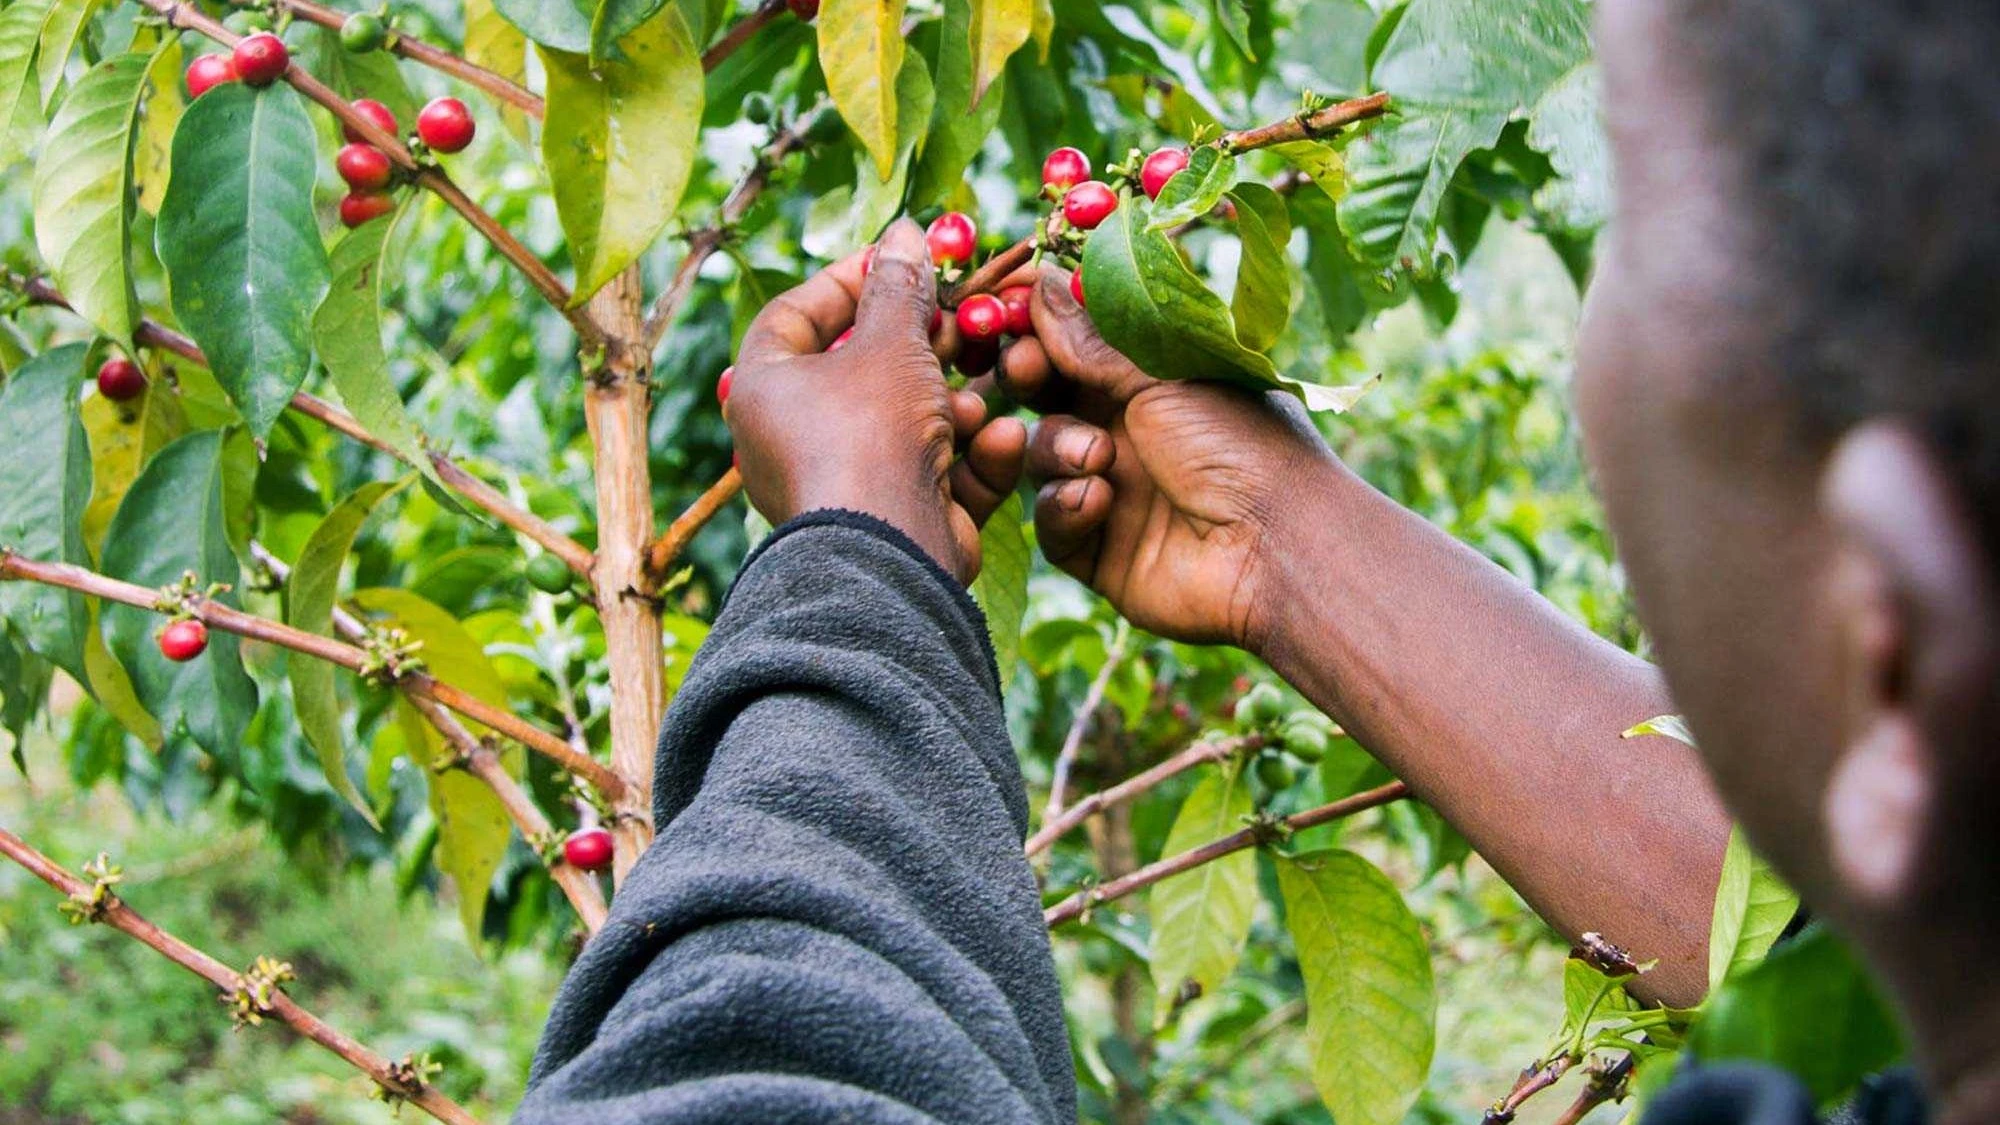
[{"left": 516, "top": 510, "right": 1077, "bottom": 1124}]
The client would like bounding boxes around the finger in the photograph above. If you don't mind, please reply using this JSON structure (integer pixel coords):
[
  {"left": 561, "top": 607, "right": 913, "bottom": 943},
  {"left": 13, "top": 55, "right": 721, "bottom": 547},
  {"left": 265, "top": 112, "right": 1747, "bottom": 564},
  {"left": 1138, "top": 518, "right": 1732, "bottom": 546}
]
[
  {"left": 949, "top": 503, "right": 982, "bottom": 584},
  {"left": 736, "top": 251, "right": 868, "bottom": 367},
  {"left": 950, "top": 389, "right": 987, "bottom": 442},
  {"left": 1034, "top": 476, "right": 1113, "bottom": 581},
  {"left": 853, "top": 218, "right": 938, "bottom": 351},
  {"left": 965, "top": 417, "right": 1027, "bottom": 507},
  {"left": 995, "top": 335, "right": 1061, "bottom": 409},
  {"left": 1034, "top": 268, "right": 1156, "bottom": 403},
  {"left": 1026, "top": 415, "right": 1115, "bottom": 481}
]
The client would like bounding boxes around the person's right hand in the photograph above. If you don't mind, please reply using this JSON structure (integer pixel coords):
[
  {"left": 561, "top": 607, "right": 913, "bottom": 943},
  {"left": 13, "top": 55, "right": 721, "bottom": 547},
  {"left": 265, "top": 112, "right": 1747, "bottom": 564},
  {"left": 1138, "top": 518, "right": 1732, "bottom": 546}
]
[{"left": 999, "top": 268, "right": 1341, "bottom": 650}]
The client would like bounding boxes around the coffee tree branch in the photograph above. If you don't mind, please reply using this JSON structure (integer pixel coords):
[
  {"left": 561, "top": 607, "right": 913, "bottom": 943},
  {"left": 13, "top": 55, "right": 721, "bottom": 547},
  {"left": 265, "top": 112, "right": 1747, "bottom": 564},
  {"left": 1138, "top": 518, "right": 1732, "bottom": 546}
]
[
  {"left": 1044, "top": 780, "right": 1410, "bottom": 926},
  {"left": 0, "top": 826, "right": 486, "bottom": 1125},
  {"left": 1025, "top": 733, "right": 1261, "bottom": 857},
  {"left": 0, "top": 551, "right": 624, "bottom": 799},
  {"left": 10, "top": 276, "right": 596, "bottom": 576},
  {"left": 250, "top": 543, "right": 614, "bottom": 931},
  {"left": 246, "top": 0, "right": 544, "bottom": 117},
  {"left": 1042, "top": 624, "right": 1131, "bottom": 826},
  {"left": 645, "top": 467, "right": 745, "bottom": 583}
]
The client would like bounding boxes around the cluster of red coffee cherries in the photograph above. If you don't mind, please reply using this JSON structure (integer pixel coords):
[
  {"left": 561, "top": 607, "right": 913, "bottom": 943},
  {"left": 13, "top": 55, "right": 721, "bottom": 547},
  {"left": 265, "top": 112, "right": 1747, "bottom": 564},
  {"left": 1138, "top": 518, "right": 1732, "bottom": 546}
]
[
  {"left": 712, "top": 142, "right": 1191, "bottom": 406},
  {"left": 183, "top": 30, "right": 476, "bottom": 229}
]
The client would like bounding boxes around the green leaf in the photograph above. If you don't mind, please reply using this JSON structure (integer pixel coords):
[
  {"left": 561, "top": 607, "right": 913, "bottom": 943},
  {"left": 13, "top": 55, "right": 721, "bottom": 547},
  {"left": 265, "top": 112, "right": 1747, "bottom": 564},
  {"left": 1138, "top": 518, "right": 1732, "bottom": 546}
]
[
  {"left": 286, "top": 480, "right": 410, "bottom": 828},
  {"left": 1277, "top": 849, "right": 1436, "bottom": 1125},
  {"left": 541, "top": 5, "right": 704, "bottom": 303},
  {"left": 590, "top": 0, "right": 672, "bottom": 63},
  {"left": 1226, "top": 182, "right": 1292, "bottom": 353},
  {"left": 1210, "top": 0, "right": 1255, "bottom": 61},
  {"left": 34, "top": 51, "right": 149, "bottom": 350},
  {"left": 1692, "top": 925, "right": 1906, "bottom": 1104},
  {"left": 0, "top": 0, "right": 55, "bottom": 169},
  {"left": 0, "top": 625, "right": 55, "bottom": 769},
  {"left": 492, "top": 0, "right": 593, "bottom": 52},
  {"left": 1525, "top": 58, "right": 1609, "bottom": 233},
  {"left": 133, "top": 38, "right": 183, "bottom": 216},
  {"left": 1339, "top": 0, "right": 1592, "bottom": 273},
  {"left": 1708, "top": 825, "right": 1799, "bottom": 992},
  {"left": 34, "top": 0, "right": 99, "bottom": 107},
  {"left": 908, "top": 0, "right": 1002, "bottom": 210},
  {"left": 968, "top": 492, "right": 1028, "bottom": 689},
  {"left": 967, "top": 0, "right": 1029, "bottom": 107},
  {"left": 1148, "top": 766, "right": 1257, "bottom": 1022},
  {"left": 1028, "top": 0, "right": 1052, "bottom": 59},
  {"left": 1146, "top": 145, "right": 1237, "bottom": 232},
  {"left": 1558, "top": 955, "right": 1640, "bottom": 1045},
  {"left": 819, "top": 0, "right": 907, "bottom": 180},
  {"left": 1624, "top": 713, "right": 1696, "bottom": 746},
  {"left": 1268, "top": 139, "right": 1347, "bottom": 202},
  {"left": 99, "top": 430, "right": 258, "bottom": 758},
  {"left": 0, "top": 344, "right": 93, "bottom": 681},
  {"left": 314, "top": 209, "right": 446, "bottom": 494},
  {"left": 81, "top": 365, "right": 187, "bottom": 558},
  {"left": 155, "top": 83, "right": 330, "bottom": 437}
]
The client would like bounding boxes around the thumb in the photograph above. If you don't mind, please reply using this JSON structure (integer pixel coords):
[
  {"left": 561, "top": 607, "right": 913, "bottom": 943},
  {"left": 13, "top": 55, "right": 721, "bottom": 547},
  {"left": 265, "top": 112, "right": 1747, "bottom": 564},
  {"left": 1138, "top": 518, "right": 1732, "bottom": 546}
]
[
  {"left": 853, "top": 218, "right": 938, "bottom": 351},
  {"left": 1032, "top": 268, "right": 1156, "bottom": 404}
]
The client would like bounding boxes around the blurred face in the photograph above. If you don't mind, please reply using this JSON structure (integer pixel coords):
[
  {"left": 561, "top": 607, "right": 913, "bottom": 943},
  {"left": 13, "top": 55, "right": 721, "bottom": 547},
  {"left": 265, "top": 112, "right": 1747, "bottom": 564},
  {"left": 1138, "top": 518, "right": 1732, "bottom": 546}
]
[{"left": 1574, "top": 0, "right": 1847, "bottom": 899}]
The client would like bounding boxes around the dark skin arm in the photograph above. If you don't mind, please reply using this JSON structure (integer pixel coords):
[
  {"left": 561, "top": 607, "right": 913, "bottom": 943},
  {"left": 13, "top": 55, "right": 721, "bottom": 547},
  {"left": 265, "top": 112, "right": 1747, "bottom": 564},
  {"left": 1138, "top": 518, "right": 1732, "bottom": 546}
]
[{"left": 1004, "top": 268, "right": 1730, "bottom": 1006}]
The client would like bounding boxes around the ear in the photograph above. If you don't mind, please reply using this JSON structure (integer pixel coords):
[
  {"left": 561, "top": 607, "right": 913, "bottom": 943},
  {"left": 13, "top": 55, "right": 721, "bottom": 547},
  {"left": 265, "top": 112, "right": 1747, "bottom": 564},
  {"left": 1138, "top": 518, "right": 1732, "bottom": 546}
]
[{"left": 1818, "top": 420, "right": 1999, "bottom": 908}]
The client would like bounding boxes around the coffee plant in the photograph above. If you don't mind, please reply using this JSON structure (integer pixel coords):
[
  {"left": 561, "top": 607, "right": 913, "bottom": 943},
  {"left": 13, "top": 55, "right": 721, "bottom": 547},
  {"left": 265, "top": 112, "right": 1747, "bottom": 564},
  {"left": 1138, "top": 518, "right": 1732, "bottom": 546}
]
[{"left": 0, "top": 0, "right": 1907, "bottom": 1120}]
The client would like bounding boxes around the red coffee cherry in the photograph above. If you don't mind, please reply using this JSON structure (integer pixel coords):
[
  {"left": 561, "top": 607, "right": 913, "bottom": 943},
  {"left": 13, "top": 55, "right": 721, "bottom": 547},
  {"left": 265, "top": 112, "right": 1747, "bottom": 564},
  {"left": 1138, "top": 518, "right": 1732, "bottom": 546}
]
[
  {"left": 956, "top": 294, "right": 1006, "bottom": 341},
  {"left": 1041, "top": 146, "right": 1091, "bottom": 192},
  {"left": 717, "top": 365, "right": 734, "bottom": 405},
  {"left": 96, "top": 357, "right": 146, "bottom": 401},
  {"left": 185, "top": 54, "right": 238, "bottom": 98},
  {"left": 787, "top": 0, "right": 819, "bottom": 19},
  {"left": 339, "top": 191, "right": 395, "bottom": 228},
  {"left": 1140, "top": 146, "right": 1191, "bottom": 200},
  {"left": 563, "top": 827, "right": 615, "bottom": 871},
  {"left": 416, "top": 97, "right": 475, "bottom": 153},
  {"left": 998, "top": 285, "right": 1034, "bottom": 337},
  {"left": 925, "top": 212, "right": 977, "bottom": 268},
  {"left": 158, "top": 619, "right": 208, "bottom": 662},
  {"left": 231, "top": 32, "right": 289, "bottom": 87},
  {"left": 1070, "top": 269, "right": 1086, "bottom": 307},
  {"left": 931, "top": 306, "right": 945, "bottom": 336},
  {"left": 335, "top": 143, "right": 393, "bottom": 191},
  {"left": 344, "top": 98, "right": 398, "bottom": 144},
  {"left": 1062, "top": 181, "right": 1118, "bottom": 230}
]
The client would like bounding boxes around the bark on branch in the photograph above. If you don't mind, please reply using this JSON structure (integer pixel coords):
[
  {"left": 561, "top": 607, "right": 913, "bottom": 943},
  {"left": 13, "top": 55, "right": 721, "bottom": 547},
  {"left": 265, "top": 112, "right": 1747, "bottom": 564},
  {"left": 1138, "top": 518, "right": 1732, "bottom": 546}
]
[
  {"left": 0, "top": 551, "right": 625, "bottom": 800},
  {"left": 258, "top": 0, "right": 543, "bottom": 117},
  {"left": 0, "top": 826, "right": 486, "bottom": 1125},
  {"left": 643, "top": 467, "right": 744, "bottom": 583},
  {"left": 1025, "top": 733, "right": 1259, "bottom": 857},
  {"left": 1044, "top": 781, "right": 1410, "bottom": 927},
  {"left": 1041, "top": 625, "right": 1130, "bottom": 827}
]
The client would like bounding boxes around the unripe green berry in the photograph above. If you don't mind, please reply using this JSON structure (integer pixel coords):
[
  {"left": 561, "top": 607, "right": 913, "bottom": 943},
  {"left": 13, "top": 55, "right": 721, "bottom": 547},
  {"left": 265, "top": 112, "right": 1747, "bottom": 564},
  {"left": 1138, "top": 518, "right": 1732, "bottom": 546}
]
[
  {"left": 803, "top": 106, "right": 846, "bottom": 145},
  {"left": 744, "top": 92, "right": 774, "bottom": 126},
  {"left": 1279, "top": 714, "right": 1332, "bottom": 762},
  {"left": 1255, "top": 753, "right": 1299, "bottom": 793},
  {"left": 525, "top": 553, "right": 571, "bottom": 594},
  {"left": 340, "top": 12, "right": 387, "bottom": 52},
  {"left": 223, "top": 8, "right": 273, "bottom": 34},
  {"left": 1233, "top": 683, "right": 1285, "bottom": 730}
]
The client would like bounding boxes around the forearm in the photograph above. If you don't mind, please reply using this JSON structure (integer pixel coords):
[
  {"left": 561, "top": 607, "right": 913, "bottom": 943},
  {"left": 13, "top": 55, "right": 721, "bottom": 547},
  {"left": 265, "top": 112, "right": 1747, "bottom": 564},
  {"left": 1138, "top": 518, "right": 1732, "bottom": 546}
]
[{"left": 1255, "top": 462, "right": 1729, "bottom": 1005}]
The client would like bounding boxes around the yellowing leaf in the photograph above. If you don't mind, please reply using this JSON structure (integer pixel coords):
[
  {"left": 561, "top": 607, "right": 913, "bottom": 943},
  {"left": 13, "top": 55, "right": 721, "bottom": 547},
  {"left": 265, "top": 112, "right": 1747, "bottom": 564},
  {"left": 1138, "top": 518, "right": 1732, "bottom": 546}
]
[
  {"left": 540, "top": 6, "right": 704, "bottom": 303},
  {"left": 134, "top": 40, "right": 183, "bottom": 216},
  {"left": 1029, "top": 0, "right": 1053, "bottom": 59},
  {"left": 464, "top": 0, "right": 531, "bottom": 143},
  {"left": 1708, "top": 825, "right": 1799, "bottom": 991},
  {"left": 967, "top": 0, "right": 1029, "bottom": 108},
  {"left": 817, "top": 0, "right": 906, "bottom": 179}
]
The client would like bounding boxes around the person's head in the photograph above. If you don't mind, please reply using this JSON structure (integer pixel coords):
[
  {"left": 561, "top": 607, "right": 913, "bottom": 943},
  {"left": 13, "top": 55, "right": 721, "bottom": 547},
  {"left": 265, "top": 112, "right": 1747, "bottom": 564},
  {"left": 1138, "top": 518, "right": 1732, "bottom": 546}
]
[{"left": 1576, "top": 0, "right": 2000, "bottom": 1089}]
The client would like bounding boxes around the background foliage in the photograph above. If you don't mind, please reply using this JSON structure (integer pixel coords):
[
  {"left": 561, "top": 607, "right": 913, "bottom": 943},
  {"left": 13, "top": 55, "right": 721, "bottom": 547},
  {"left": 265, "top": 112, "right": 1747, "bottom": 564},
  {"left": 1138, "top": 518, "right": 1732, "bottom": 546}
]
[{"left": 0, "top": 0, "right": 1904, "bottom": 1121}]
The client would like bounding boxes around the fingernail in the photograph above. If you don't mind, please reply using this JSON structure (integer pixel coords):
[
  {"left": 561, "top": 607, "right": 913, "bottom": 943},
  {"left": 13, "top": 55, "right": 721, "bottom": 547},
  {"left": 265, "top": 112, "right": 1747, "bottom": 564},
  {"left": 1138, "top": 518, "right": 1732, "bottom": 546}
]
[
  {"left": 879, "top": 218, "right": 927, "bottom": 265},
  {"left": 1059, "top": 428, "right": 1097, "bottom": 469},
  {"left": 1061, "top": 479, "right": 1088, "bottom": 512}
]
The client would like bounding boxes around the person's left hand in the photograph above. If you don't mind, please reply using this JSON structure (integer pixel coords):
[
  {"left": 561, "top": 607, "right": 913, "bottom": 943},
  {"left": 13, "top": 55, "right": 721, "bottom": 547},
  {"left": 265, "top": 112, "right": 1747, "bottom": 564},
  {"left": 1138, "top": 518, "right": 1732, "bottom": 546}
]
[{"left": 726, "top": 218, "right": 1026, "bottom": 582}]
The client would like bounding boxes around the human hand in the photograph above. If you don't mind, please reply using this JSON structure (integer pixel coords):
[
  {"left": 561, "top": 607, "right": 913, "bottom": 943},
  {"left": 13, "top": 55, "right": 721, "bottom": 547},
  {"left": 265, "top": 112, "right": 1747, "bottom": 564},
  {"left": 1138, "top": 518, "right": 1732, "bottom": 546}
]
[
  {"left": 998, "top": 267, "right": 1340, "bottom": 649},
  {"left": 726, "top": 219, "right": 1026, "bottom": 582}
]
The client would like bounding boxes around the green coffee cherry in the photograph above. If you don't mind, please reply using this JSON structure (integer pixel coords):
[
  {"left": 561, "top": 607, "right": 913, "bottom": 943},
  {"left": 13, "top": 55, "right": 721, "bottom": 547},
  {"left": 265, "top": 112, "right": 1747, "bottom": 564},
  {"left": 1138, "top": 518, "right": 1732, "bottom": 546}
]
[
  {"left": 525, "top": 553, "right": 571, "bottom": 594},
  {"left": 803, "top": 106, "right": 847, "bottom": 145},
  {"left": 340, "top": 12, "right": 388, "bottom": 53},
  {"left": 1279, "top": 713, "right": 1332, "bottom": 762},
  {"left": 1255, "top": 753, "right": 1300, "bottom": 793},
  {"left": 744, "top": 93, "right": 774, "bottom": 126},
  {"left": 223, "top": 8, "right": 273, "bottom": 34},
  {"left": 1233, "top": 683, "right": 1286, "bottom": 730}
]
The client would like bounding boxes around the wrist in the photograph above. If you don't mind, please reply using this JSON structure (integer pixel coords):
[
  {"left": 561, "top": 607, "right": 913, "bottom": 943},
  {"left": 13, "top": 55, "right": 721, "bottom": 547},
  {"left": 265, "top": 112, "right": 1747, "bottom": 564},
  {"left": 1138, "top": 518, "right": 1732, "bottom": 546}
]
[
  {"left": 792, "top": 466, "right": 965, "bottom": 582},
  {"left": 1238, "top": 452, "right": 1375, "bottom": 664}
]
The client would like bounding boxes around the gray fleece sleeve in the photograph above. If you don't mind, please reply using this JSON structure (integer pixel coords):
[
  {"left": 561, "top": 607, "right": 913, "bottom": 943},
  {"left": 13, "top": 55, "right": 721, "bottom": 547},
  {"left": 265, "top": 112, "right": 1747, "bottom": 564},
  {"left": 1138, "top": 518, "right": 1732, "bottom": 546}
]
[{"left": 515, "top": 510, "right": 1076, "bottom": 1125}]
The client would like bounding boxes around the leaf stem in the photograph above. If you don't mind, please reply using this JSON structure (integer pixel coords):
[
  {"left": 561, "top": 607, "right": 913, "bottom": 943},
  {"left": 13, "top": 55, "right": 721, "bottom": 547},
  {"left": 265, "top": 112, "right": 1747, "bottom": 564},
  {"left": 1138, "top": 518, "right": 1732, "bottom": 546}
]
[
  {"left": 0, "top": 826, "right": 486, "bottom": 1125},
  {"left": 1041, "top": 622, "right": 1131, "bottom": 826},
  {"left": 700, "top": 0, "right": 788, "bottom": 73},
  {"left": 1043, "top": 780, "right": 1410, "bottom": 927},
  {"left": 0, "top": 550, "right": 625, "bottom": 800}
]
